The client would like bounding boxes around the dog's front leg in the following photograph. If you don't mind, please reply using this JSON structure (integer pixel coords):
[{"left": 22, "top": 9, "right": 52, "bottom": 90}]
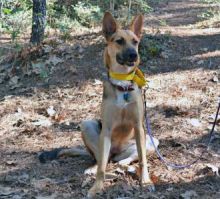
[
  {"left": 87, "top": 128, "right": 111, "bottom": 198},
  {"left": 135, "top": 123, "right": 155, "bottom": 192}
]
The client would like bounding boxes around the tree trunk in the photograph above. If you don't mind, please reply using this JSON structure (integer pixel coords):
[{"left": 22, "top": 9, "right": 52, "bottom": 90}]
[
  {"left": 30, "top": 0, "right": 46, "bottom": 44},
  {"left": 0, "top": 0, "right": 2, "bottom": 18},
  {"left": 127, "top": 0, "right": 132, "bottom": 22}
]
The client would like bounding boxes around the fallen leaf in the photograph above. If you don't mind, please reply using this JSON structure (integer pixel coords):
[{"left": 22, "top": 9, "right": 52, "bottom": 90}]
[
  {"left": 53, "top": 112, "right": 66, "bottom": 123},
  {"left": 105, "top": 172, "right": 118, "bottom": 180},
  {"left": 127, "top": 165, "right": 136, "bottom": 174},
  {"left": 43, "top": 45, "right": 53, "bottom": 53},
  {"left": 160, "top": 51, "right": 169, "bottom": 59},
  {"left": 148, "top": 79, "right": 161, "bottom": 90},
  {"left": 0, "top": 186, "right": 15, "bottom": 196},
  {"left": 35, "top": 193, "right": 57, "bottom": 199},
  {"left": 93, "top": 79, "right": 102, "bottom": 85},
  {"left": 121, "top": 182, "right": 133, "bottom": 194},
  {"left": 18, "top": 172, "right": 29, "bottom": 183},
  {"left": 212, "top": 75, "right": 219, "bottom": 83},
  {"left": 115, "top": 167, "right": 125, "bottom": 175},
  {"left": 81, "top": 177, "right": 91, "bottom": 188},
  {"left": 47, "top": 106, "right": 56, "bottom": 117},
  {"left": 0, "top": 73, "right": 5, "bottom": 84},
  {"left": 187, "top": 118, "right": 201, "bottom": 127},
  {"left": 116, "top": 197, "right": 130, "bottom": 199},
  {"left": 75, "top": 44, "right": 84, "bottom": 54},
  {"left": 151, "top": 174, "right": 160, "bottom": 184},
  {"left": 208, "top": 114, "right": 220, "bottom": 123},
  {"left": 9, "top": 76, "right": 19, "bottom": 85},
  {"left": 78, "top": 46, "right": 84, "bottom": 54},
  {"left": 31, "top": 178, "right": 53, "bottom": 189},
  {"left": 197, "top": 60, "right": 204, "bottom": 65},
  {"left": 46, "top": 55, "right": 63, "bottom": 66},
  {"left": 11, "top": 194, "right": 22, "bottom": 199},
  {"left": 5, "top": 160, "right": 17, "bottom": 166},
  {"left": 206, "top": 164, "right": 219, "bottom": 176},
  {"left": 166, "top": 187, "right": 174, "bottom": 191},
  {"left": 31, "top": 61, "right": 45, "bottom": 75}
]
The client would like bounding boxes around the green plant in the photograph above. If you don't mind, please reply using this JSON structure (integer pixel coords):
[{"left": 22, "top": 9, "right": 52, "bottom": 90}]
[
  {"left": 159, "top": 19, "right": 167, "bottom": 26},
  {"left": 139, "top": 35, "right": 162, "bottom": 62},
  {"left": 132, "top": 0, "right": 152, "bottom": 13},
  {"left": 197, "top": 1, "right": 220, "bottom": 28},
  {"left": 148, "top": 41, "right": 161, "bottom": 56},
  {"left": 0, "top": 0, "right": 32, "bottom": 43},
  {"left": 73, "top": 1, "right": 102, "bottom": 27},
  {"left": 199, "top": 9, "right": 215, "bottom": 19},
  {"left": 0, "top": 0, "right": 154, "bottom": 42}
]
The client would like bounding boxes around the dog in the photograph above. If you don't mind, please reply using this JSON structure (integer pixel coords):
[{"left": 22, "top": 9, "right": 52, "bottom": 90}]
[{"left": 39, "top": 12, "right": 159, "bottom": 197}]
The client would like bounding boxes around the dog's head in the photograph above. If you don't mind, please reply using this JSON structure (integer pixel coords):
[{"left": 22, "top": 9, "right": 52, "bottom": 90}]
[{"left": 103, "top": 12, "right": 143, "bottom": 73}]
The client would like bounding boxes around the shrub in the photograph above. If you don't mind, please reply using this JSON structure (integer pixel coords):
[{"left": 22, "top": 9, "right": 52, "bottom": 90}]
[
  {"left": 73, "top": 2, "right": 102, "bottom": 27},
  {"left": 0, "top": 0, "right": 32, "bottom": 42}
]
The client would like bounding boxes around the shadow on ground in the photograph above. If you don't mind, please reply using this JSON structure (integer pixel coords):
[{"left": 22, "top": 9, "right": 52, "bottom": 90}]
[{"left": 0, "top": 30, "right": 219, "bottom": 99}]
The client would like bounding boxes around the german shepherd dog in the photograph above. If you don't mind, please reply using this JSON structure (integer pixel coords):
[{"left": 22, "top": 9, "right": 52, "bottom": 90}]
[{"left": 39, "top": 12, "right": 159, "bottom": 197}]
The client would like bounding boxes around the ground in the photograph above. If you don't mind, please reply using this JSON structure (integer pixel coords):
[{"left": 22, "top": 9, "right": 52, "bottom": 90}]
[{"left": 0, "top": 0, "right": 220, "bottom": 198}]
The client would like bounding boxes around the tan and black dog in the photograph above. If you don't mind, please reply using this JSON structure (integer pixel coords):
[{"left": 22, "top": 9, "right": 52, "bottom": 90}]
[
  {"left": 39, "top": 12, "right": 159, "bottom": 197},
  {"left": 83, "top": 12, "right": 157, "bottom": 197}
]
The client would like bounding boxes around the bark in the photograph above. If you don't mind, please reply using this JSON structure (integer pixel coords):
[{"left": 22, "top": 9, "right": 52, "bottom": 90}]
[
  {"left": 127, "top": 0, "right": 132, "bottom": 22},
  {"left": 30, "top": 0, "right": 46, "bottom": 44},
  {"left": 110, "top": 0, "right": 114, "bottom": 14},
  {"left": 0, "top": 0, "right": 2, "bottom": 18}
]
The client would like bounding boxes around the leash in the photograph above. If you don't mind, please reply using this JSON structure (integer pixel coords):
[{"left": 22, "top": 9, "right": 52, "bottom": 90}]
[{"left": 143, "top": 88, "right": 220, "bottom": 169}]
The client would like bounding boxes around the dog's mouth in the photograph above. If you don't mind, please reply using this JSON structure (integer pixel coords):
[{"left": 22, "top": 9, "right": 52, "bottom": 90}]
[
  {"left": 126, "top": 61, "right": 135, "bottom": 67},
  {"left": 116, "top": 54, "right": 135, "bottom": 67}
]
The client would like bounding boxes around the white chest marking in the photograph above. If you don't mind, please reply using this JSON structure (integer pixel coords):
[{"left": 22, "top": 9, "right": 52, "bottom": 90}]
[{"left": 116, "top": 91, "right": 128, "bottom": 107}]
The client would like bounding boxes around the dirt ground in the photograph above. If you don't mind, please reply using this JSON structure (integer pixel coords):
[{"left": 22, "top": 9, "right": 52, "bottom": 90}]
[{"left": 0, "top": 0, "right": 220, "bottom": 198}]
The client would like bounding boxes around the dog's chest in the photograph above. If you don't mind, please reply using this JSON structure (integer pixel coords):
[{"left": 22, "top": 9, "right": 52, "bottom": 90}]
[
  {"left": 113, "top": 89, "right": 142, "bottom": 124},
  {"left": 116, "top": 91, "right": 132, "bottom": 106}
]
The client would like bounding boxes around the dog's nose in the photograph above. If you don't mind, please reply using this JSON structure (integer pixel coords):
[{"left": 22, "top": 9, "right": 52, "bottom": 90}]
[
  {"left": 127, "top": 49, "right": 137, "bottom": 62},
  {"left": 129, "top": 52, "right": 137, "bottom": 61}
]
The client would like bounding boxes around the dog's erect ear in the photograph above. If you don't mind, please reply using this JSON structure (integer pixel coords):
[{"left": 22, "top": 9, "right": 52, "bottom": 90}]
[
  {"left": 102, "top": 12, "right": 118, "bottom": 40},
  {"left": 130, "top": 14, "right": 144, "bottom": 38}
]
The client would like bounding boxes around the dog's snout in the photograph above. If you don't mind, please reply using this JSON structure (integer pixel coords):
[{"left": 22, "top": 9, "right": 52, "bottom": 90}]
[
  {"left": 116, "top": 48, "right": 138, "bottom": 66},
  {"left": 129, "top": 52, "right": 137, "bottom": 61},
  {"left": 127, "top": 48, "right": 137, "bottom": 62}
]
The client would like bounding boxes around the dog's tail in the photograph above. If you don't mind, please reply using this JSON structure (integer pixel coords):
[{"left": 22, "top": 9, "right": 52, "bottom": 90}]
[{"left": 38, "top": 148, "right": 90, "bottom": 163}]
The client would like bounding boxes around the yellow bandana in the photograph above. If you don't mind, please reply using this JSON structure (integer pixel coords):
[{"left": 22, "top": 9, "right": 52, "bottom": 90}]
[{"left": 109, "top": 68, "right": 147, "bottom": 87}]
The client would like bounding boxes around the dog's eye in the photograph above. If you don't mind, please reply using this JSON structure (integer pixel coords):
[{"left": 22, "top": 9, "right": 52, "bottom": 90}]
[
  {"left": 115, "top": 38, "right": 125, "bottom": 45},
  {"left": 132, "top": 39, "right": 138, "bottom": 45}
]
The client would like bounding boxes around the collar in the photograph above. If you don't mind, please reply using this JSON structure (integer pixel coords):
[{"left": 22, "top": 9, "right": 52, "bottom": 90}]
[
  {"left": 111, "top": 83, "right": 135, "bottom": 92},
  {"left": 109, "top": 67, "right": 147, "bottom": 88},
  {"left": 109, "top": 77, "right": 135, "bottom": 92}
]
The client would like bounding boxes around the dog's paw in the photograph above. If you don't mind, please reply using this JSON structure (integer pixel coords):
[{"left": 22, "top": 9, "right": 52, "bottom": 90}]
[{"left": 87, "top": 182, "right": 104, "bottom": 198}]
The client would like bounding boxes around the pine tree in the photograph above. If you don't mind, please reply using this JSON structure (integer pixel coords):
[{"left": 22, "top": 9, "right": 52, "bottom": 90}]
[{"left": 30, "top": 0, "right": 46, "bottom": 44}]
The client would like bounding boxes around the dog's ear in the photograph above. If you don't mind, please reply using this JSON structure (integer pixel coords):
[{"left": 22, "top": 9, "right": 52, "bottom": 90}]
[
  {"left": 102, "top": 12, "right": 118, "bottom": 40},
  {"left": 130, "top": 14, "right": 144, "bottom": 38}
]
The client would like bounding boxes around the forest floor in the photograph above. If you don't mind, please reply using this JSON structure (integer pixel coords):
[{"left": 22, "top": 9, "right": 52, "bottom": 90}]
[{"left": 0, "top": 0, "right": 220, "bottom": 198}]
